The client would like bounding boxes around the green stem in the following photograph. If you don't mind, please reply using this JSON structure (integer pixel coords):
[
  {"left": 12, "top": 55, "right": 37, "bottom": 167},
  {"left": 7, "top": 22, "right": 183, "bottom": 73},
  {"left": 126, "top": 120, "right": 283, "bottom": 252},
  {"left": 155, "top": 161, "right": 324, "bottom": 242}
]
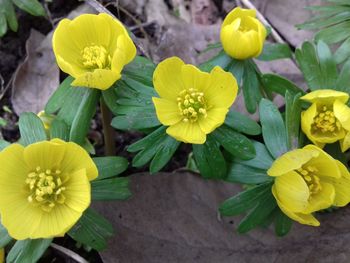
[{"left": 100, "top": 98, "right": 116, "bottom": 156}]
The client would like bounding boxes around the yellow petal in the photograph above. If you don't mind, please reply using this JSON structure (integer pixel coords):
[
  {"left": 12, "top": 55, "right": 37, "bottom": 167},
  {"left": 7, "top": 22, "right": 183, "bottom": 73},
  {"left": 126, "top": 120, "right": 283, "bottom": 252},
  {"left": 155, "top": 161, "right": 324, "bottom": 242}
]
[
  {"left": 63, "top": 168, "right": 91, "bottom": 212},
  {"left": 23, "top": 141, "right": 66, "bottom": 171},
  {"left": 0, "top": 144, "right": 27, "bottom": 185},
  {"left": 198, "top": 108, "right": 228, "bottom": 134},
  {"left": 111, "top": 34, "right": 137, "bottom": 74},
  {"left": 72, "top": 69, "right": 121, "bottom": 90},
  {"left": 340, "top": 132, "right": 350, "bottom": 152},
  {"left": 152, "top": 97, "right": 182, "bottom": 126},
  {"left": 300, "top": 89, "right": 349, "bottom": 104},
  {"left": 267, "top": 148, "right": 319, "bottom": 177},
  {"left": 333, "top": 99, "right": 350, "bottom": 131},
  {"left": 274, "top": 171, "right": 310, "bottom": 212},
  {"left": 203, "top": 66, "right": 238, "bottom": 109},
  {"left": 153, "top": 57, "right": 185, "bottom": 100},
  {"left": 304, "top": 182, "right": 335, "bottom": 213},
  {"left": 301, "top": 102, "right": 322, "bottom": 146},
  {"left": 222, "top": 7, "right": 256, "bottom": 28},
  {"left": 59, "top": 142, "right": 98, "bottom": 181},
  {"left": 166, "top": 121, "right": 206, "bottom": 144},
  {"left": 304, "top": 144, "right": 341, "bottom": 178},
  {"left": 273, "top": 186, "right": 320, "bottom": 226},
  {"left": 181, "top": 64, "right": 210, "bottom": 91},
  {"left": 325, "top": 160, "right": 350, "bottom": 207}
]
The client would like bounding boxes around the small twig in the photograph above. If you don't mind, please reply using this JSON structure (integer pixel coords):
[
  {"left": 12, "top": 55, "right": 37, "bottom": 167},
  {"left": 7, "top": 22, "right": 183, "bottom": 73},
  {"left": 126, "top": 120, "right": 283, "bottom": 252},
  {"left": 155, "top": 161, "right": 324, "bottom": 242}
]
[
  {"left": 0, "top": 74, "right": 14, "bottom": 102},
  {"left": 238, "top": 0, "right": 284, "bottom": 44},
  {"left": 44, "top": 2, "right": 55, "bottom": 29},
  {"left": 50, "top": 243, "right": 89, "bottom": 263},
  {"left": 129, "top": 21, "right": 155, "bottom": 31}
]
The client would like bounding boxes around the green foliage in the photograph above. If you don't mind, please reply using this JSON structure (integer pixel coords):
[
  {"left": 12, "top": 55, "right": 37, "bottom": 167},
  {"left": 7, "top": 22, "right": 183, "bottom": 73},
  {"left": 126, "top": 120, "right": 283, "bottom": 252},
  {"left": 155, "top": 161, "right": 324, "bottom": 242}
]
[
  {"left": 7, "top": 238, "right": 52, "bottom": 263},
  {"left": 261, "top": 74, "right": 305, "bottom": 96},
  {"left": 224, "top": 110, "right": 261, "bottom": 136},
  {"left": 0, "top": 221, "right": 12, "bottom": 248},
  {"left": 93, "top": 156, "right": 129, "bottom": 180},
  {"left": 0, "top": 0, "right": 45, "bottom": 37},
  {"left": 257, "top": 43, "right": 293, "bottom": 61},
  {"left": 285, "top": 91, "right": 303, "bottom": 150},
  {"left": 18, "top": 112, "right": 47, "bottom": 146},
  {"left": 0, "top": 139, "right": 10, "bottom": 151}
]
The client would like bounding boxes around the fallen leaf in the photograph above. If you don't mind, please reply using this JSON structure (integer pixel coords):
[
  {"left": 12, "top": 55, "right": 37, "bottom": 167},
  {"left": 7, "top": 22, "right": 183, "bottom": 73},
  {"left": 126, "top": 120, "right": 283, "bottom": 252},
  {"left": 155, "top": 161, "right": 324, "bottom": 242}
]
[{"left": 95, "top": 172, "right": 350, "bottom": 263}]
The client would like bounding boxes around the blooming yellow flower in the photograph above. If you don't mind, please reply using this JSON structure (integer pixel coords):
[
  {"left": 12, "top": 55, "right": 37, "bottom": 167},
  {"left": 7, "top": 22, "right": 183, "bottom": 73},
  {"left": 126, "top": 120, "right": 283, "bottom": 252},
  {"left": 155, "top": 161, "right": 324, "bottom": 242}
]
[
  {"left": 152, "top": 57, "right": 238, "bottom": 144},
  {"left": 0, "top": 139, "right": 98, "bottom": 240},
  {"left": 301, "top": 89, "right": 350, "bottom": 152},
  {"left": 268, "top": 144, "right": 350, "bottom": 226},
  {"left": 220, "top": 7, "right": 266, "bottom": 60},
  {"left": 52, "top": 13, "right": 136, "bottom": 90}
]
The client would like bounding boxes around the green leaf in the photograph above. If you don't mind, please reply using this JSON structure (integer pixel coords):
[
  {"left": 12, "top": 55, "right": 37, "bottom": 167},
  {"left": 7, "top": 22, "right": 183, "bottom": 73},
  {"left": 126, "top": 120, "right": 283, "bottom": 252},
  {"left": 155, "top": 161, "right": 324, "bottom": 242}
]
[
  {"left": 227, "top": 59, "right": 245, "bottom": 85},
  {"left": 91, "top": 177, "right": 131, "bottom": 201},
  {"left": 219, "top": 183, "right": 272, "bottom": 216},
  {"left": 336, "top": 59, "right": 350, "bottom": 93},
  {"left": 297, "top": 11, "right": 350, "bottom": 30},
  {"left": 111, "top": 110, "right": 160, "bottom": 131},
  {"left": 242, "top": 60, "right": 261, "bottom": 113},
  {"left": 225, "top": 110, "right": 261, "bottom": 136},
  {"left": 200, "top": 42, "right": 221, "bottom": 54},
  {"left": 237, "top": 190, "right": 277, "bottom": 233},
  {"left": 192, "top": 135, "right": 227, "bottom": 179},
  {"left": 226, "top": 163, "right": 271, "bottom": 184},
  {"left": 274, "top": 210, "right": 293, "bottom": 237},
  {"left": 335, "top": 37, "right": 350, "bottom": 64},
  {"left": 128, "top": 126, "right": 166, "bottom": 153},
  {"left": 259, "top": 99, "right": 288, "bottom": 159},
  {"left": 0, "top": 222, "right": 12, "bottom": 248},
  {"left": 68, "top": 208, "right": 114, "bottom": 251},
  {"left": 285, "top": 91, "right": 302, "bottom": 150},
  {"left": 4, "top": 0, "right": 17, "bottom": 31},
  {"left": 317, "top": 40, "right": 338, "bottom": 88},
  {"left": 261, "top": 74, "right": 304, "bottom": 96},
  {"left": 234, "top": 140, "right": 274, "bottom": 170},
  {"left": 12, "top": 0, "right": 45, "bottom": 16},
  {"left": 315, "top": 20, "right": 350, "bottom": 44},
  {"left": 199, "top": 49, "right": 232, "bottom": 72},
  {"left": 19, "top": 112, "right": 47, "bottom": 146},
  {"left": 45, "top": 77, "right": 73, "bottom": 114},
  {"left": 7, "top": 238, "right": 52, "bottom": 263},
  {"left": 49, "top": 119, "right": 69, "bottom": 141},
  {"left": 0, "top": 139, "right": 10, "bottom": 151},
  {"left": 93, "top": 156, "right": 128, "bottom": 180},
  {"left": 257, "top": 43, "right": 293, "bottom": 61},
  {"left": 122, "top": 55, "right": 155, "bottom": 87},
  {"left": 69, "top": 89, "right": 100, "bottom": 145},
  {"left": 212, "top": 125, "right": 256, "bottom": 160},
  {"left": 0, "top": 13, "right": 7, "bottom": 37},
  {"left": 102, "top": 87, "right": 118, "bottom": 115}
]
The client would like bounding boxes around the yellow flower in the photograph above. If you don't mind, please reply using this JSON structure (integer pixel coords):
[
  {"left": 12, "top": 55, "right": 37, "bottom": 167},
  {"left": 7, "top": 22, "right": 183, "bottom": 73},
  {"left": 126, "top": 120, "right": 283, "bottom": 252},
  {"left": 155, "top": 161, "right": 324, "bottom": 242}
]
[
  {"left": 301, "top": 89, "right": 350, "bottom": 152},
  {"left": 268, "top": 144, "right": 350, "bottom": 226},
  {"left": 220, "top": 7, "right": 266, "bottom": 60},
  {"left": 52, "top": 13, "right": 136, "bottom": 90},
  {"left": 0, "top": 139, "right": 98, "bottom": 240},
  {"left": 152, "top": 57, "right": 238, "bottom": 144}
]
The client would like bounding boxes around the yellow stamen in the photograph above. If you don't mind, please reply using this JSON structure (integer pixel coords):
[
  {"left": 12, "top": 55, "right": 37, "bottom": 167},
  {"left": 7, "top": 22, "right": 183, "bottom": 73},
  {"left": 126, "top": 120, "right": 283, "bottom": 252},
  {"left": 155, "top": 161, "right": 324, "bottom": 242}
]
[
  {"left": 177, "top": 88, "right": 207, "bottom": 123},
  {"left": 81, "top": 45, "right": 111, "bottom": 69},
  {"left": 297, "top": 166, "right": 322, "bottom": 196},
  {"left": 312, "top": 105, "right": 342, "bottom": 135}
]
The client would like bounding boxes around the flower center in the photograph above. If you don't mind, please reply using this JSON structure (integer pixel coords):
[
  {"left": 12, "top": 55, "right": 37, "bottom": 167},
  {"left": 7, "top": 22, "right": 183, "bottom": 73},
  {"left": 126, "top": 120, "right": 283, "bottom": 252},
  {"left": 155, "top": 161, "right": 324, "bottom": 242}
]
[
  {"left": 26, "top": 166, "right": 67, "bottom": 212},
  {"left": 81, "top": 45, "right": 111, "bottom": 69},
  {"left": 297, "top": 166, "right": 322, "bottom": 196},
  {"left": 312, "top": 106, "right": 342, "bottom": 134},
  {"left": 177, "top": 88, "right": 207, "bottom": 123}
]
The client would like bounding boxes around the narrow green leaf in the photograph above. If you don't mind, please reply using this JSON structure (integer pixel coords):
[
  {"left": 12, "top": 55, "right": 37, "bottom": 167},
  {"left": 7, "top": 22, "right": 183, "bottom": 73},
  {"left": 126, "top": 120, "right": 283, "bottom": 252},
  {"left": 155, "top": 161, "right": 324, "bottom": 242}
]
[
  {"left": 4, "top": 0, "right": 18, "bottom": 32},
  {"left": 102, "top": 87, "right": 118, "bottom": 115},
  {"left": 45, "top": 77, "right": 73, "bottom": 114},
  {"left": 297, "top": 11, "right": 350, "bottom": 30},
  {"left": 0, "top": 222, "right": 12, "bottom": 248},
  {"left": 315, "top": 20, "right": 350, "bottom": 44},
  {"left": 259, "top": 99, "right": 288, "bottom": 158},
  {"left": 257, "top": 43, "right": 293, "bottom": 61},
  {"left": 274, "top": 210, "right": 293, "bottom": 237},
  {"left": 199, "top": 49, "right": 232, "bottom": 72},
  {"left": 7, "top": 238, "right": 52, "bottom": 263},
  {"left": 234, "top": 140, "right": 274, "bottom": 170},
  {"left": 192, "top": 136, "right": 227, "bottom": 179},
  {"left": 335, "top": 37, "right": 350, "bottom": 64},
  {"left": 242, "top": 60, "right": 261, "bottom": 113},
  {"left": 219, "top": 183, "right": 271, "bottom": 216},
  {"left": 317, "top": 40, "right": 338, "bottom": 88},
  {"left": 0, "top": 139, "right": 10, "bottom": 151},
  {"left": 19, "top": 112, "right": 47, "bottom": 146},
  {"left": 111, "top": 110, "right": 160, "bottom": 131},
  {"left": 92, "top": 177, "right": 131, "bottom": 201},
  {"left": 237, "top": 191, "right": 277, "bottom": 233},
  {"left": 212, "top": 125, "right": 256, "bottom": 160},
  {"left": 262, "top": 74, "right": 304, "bottom": 96},
  {"left": 227, "top": 59, "right": 245, "bottom": 85},
  {"left": 122, "top": 55, "right": 155, "bottom": 87},
  {"left": 12, "top": 0, "right": 45, "bottom": 16},
  {"left": 68, "top": 208, "right": 114, "bottom": 251},
  {"left": 93, "top": 156, "right": 129, "bottom": 180},
  {"left": 285, "top": 91, "right": 302, "bottom": 150},
  {"left": 0, "top": 13, "right": 7, "bottom": 37},
  {"left": 128, "top": 126, "right": 166, "bottom": 152},
  {"left": 226, "top": 163, "right": 271, "bottom": 184},
  {"left": 150, "top": 136, "right": 180, "bottom": 173},
  {"left": 225, "top": 110, "right": 261, "bottom": 135},
  {"left": 336, "top": 59, "right": 350, "bottom": 94},
  {"left": 49, "top": 119, "right": 69, "bottom": 141},
  {"left": 69, "top": 89, "right": 100, "bottom": 145}
]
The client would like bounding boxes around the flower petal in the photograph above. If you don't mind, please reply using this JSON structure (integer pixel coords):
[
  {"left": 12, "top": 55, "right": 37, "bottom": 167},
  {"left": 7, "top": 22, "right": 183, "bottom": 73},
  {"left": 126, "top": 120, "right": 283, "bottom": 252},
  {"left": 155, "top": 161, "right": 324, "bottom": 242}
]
[
  {"left": 152, "top": 97, "right": 182, "bottom": 126},
  {"left": 301, "top": 103, "right": 322, "bottom": 146},
  {"left": 153, "top": 57, "right": 185, "bottom": 100},
  {"left": 23, "top": 141, "right": 66, "bottom": 171},
  {"left": 272, "top": 186, "right": 320, "bottom": 226},
  {"left": 72, "top": 69, "right": 120, "bottom": 90},
  {"left": 222, "top": 7, "right": 256, "bottom": 28},
  {"left": 267, "top": 148, "right": 319, "bottom": 177},
  {"left": 304, "top": 144, "right": 341, "bottom": 178},
  {"left": 303, "top": 182, "right": 335, "bottom": 213},
  {"left": 333, "top": 99, "right": 350, "bottom": 131},
  {"left": 340, "top": 131, "right": 350, "bottom": 152},
  {"left": 274, "top": 171, "right": 310, "bottom": 212},
  {"left": 166, "top": 121, "right": 206, "bottom": 144},
  {"left": 198, "top": 108, "right": 228, "bottom": 134},
  {"left": 111, "top": 34, "right": 137, "bottom": 74},
  {"left": 300, "top": 89, "right": 349, "bottom": 104},
  {"left": 203, "top": 66, "right": 238, "bottom": 109},
  {"left": 181, "top": 64, "right": 210, "bottom": 91}
]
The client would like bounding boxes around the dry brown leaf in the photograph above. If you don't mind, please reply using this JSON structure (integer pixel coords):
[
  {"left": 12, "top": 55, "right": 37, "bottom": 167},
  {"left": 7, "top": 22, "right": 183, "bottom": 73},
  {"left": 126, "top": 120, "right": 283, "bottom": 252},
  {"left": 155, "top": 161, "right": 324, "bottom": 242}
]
[
  {"left": 190, "top": 0, "right": 219, "bottom": 25},
  {"left": 95, "top": 172, "right": 350, "bottom": 263}
]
